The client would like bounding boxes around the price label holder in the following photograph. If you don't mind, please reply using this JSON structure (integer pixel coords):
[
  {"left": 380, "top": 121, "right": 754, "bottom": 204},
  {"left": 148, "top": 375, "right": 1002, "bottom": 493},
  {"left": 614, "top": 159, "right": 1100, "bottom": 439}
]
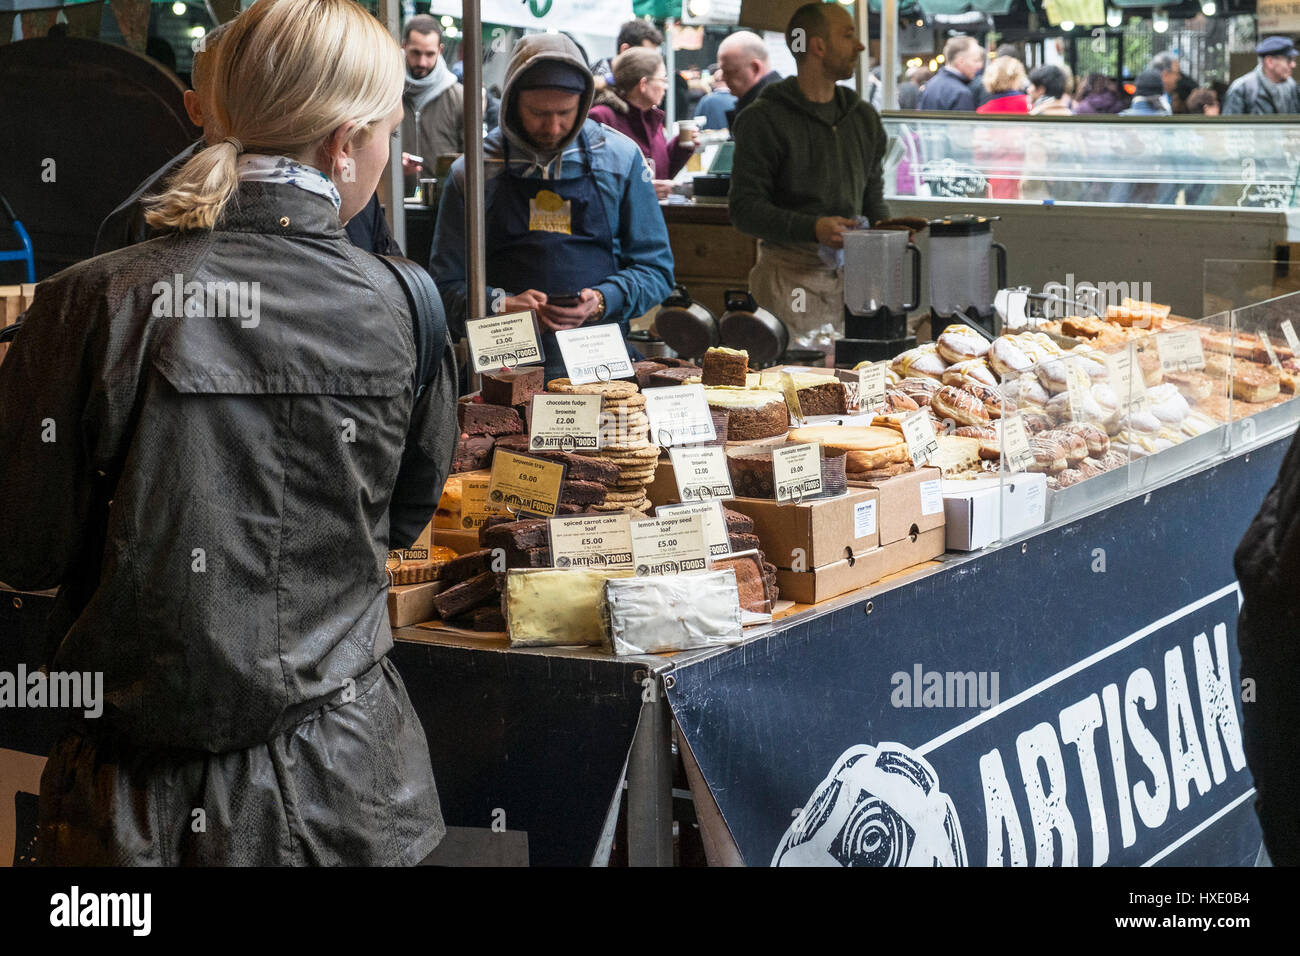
[
  {"left": 669, "top": 445, "right": 733, "bottom": 501},
  {"left": 858, "top": 364, "right": 889, "bottom": 413},
  {"left": 999, "top": 414, "right": 1034, "bottom": 474},
  {"left": 1063, "top": 356, "right": 1091, "bottom": 422},
  {"left": 1104, "top": 346, "right": 1149, "bottom": 413},
  {"left": 1156, "top": 328, "right": 1207, "bottom": 374},
  {"left": 901, "top": 409, "right": 939, "bottom": 468},
  {"left": 1259, "top": 330, "right": 1281, "bottom": 368},
  {"left": 460, "top": 476, "right": 499, "bottom": 530},
  {"left": 773, "top": 442, "right": 823, "bottom": 503},
  {"left": 555, "top": 324, "right": 634, "bottom": 385},
  {"left": 630, "top": 511, "right": 710, "bottom": 576},
  {"left": 529, "top": 394, "right": 601, "bottom": 452},
  {"left": 643, "top": 384, "right": 716, "bottom": 447},
  {"left": 487, "top": 450, "right": 566, "bottom": 518},
  {"left": 547, "top": 513, "right": 634, "bottom": 569},
  {"left": 778, "top": 372, "right": 805, "bottom": 426},
  {"left": 655, "top": 499, "right": 730, "bottom": 557},
  {"left": 1281, "top": 319, "right": 1300, "bottom": 356},
  {"left": 465, "top": 311, "right": 543, "bottom": 373}
]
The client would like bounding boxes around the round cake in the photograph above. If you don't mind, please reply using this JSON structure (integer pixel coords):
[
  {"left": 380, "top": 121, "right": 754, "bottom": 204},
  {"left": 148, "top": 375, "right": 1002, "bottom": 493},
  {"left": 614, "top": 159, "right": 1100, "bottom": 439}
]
[
  {"left": 786, "top": 425, "right": 909, "bottom": 472},
  {"left": 704, "top": 387, "right": 790, "bottom": 441}
]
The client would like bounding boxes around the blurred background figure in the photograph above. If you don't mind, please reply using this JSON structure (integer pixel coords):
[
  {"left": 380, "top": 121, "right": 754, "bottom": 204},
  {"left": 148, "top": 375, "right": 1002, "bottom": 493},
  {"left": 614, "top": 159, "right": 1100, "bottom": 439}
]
[
  {"left": 1073, "top": 72, "right": 1128, "bottom": 114},
  {"left": 695, "top": 65, "right": 736, "bottom": 130}
]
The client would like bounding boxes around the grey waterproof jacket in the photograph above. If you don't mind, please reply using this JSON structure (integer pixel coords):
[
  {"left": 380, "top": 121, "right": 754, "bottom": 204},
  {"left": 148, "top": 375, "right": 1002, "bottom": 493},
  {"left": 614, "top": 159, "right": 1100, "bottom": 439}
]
[{"left": 0, "top": 181, "right": 455, "bottom": 864}]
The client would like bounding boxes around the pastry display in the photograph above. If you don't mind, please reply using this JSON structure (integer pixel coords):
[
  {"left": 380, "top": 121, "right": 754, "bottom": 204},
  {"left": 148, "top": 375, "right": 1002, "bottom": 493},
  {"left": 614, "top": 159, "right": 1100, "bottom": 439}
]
[
  {"left": 942, "top": 358, "right": 998, "bottom": 389},
  {"left": 935, "top": 324, "right": 991, "bottom": 365},
  {"left": 786, "top": 425, "right": 910, "bottom": 473},
  {"left": 989, "top": 335, "right": 1034, "bottom": 379},
  {"left": 931, "top": 385, "right": 991, "bottom": 428}
]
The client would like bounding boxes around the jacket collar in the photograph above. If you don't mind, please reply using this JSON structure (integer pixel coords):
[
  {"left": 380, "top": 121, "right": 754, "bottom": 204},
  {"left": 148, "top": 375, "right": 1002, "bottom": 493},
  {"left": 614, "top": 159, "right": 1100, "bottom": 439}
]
[{"left": 214, "top": 181, "right": 346, "bottom": 238}]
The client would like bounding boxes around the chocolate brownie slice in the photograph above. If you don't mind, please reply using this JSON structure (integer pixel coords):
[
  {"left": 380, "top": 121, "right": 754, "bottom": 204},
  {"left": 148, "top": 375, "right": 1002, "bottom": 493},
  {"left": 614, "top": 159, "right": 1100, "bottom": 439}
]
[
  {"left": 480, "top": 367, "right": 543, "bottom": 408},
  {"left": 506, "top": 546, "right": 551, "bottom": 569},
  {"left": 432, "top": 571, "right": 499, "bottom": 620},
  {"left": 442, "top": 548, "right": 495, "bottom": 585},
  {"left": 559, "top": 480, "right": 608, "bottom": 506},
  {"left": 481, "top": 518, "right": 549, "bottom": 552},
  {"left": 721, "top": 507, "right": 754, "bottom": 535},
  {"left": 728, "top": 531, "right": 763, "bottom": 554},
  {"left": 458, "top": 402, "right": 524, "bottom": 437},
  {"left": 452, "top": 435, "right": 495, "bottom": 473},
  {"left": 648, "top": 366, "right": 702, "bottom": 387},
  {"left": 635, "top": 360, "right": 669, "bottom": 389},
  {"left": 472, "top": 606, "right": 507, "bottom": 632}
]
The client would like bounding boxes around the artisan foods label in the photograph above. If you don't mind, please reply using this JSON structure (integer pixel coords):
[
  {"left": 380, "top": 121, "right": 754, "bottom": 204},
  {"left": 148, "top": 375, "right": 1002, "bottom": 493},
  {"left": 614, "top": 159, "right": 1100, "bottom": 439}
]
[
  {"left": 644, "top": 384, "right": 717, "bottom": 447},
  {"left": 487, "top": 450, "right": 566, "bottom": 518},
  {"left": 1156, "top": 329, "right": 1207, "bottom": 374},
  {"left": 901, "top": 409, "right": 940, "bottom": 467},
  {"left": 1281, "top": 319, "right": 1300, "bottom": 355},
  {"left": 669, "top": 445, "right": 734, "bottom": 501},
  {"left": 999, "top": 414, "right": 1035, "bottom": 474},
  {"left": 547, "top": 513, "right": 634, "bottom": 569},
  {"left": 858, "top": 364, "right": 889, "bottom": 413},
  {"left": 555, "top": 324, "right": 634, "bottom": 385},
  {"left": 656, "top": 499, "right": 730, "bottom": 557},
  {"left": 530, "top": 394, "right": 601, "bottom": 451},
  {"left": 460, "top": 477, "right": 499, "bottom": 530},
  {"left": 630, "top": 512, "right": 710, "bottom": 576},
  {"left": 466, "top": 310, "right": 543, "bottom": 373},
  {"left": 773, "top": 442, "right": 823, "bottom": 503}
]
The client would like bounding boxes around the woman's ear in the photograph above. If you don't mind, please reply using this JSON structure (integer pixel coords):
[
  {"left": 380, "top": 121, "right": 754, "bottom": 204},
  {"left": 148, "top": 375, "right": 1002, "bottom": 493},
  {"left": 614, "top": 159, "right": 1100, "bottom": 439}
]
[{"left": 323, "top": 121, "right": 359, "bottom": 182}]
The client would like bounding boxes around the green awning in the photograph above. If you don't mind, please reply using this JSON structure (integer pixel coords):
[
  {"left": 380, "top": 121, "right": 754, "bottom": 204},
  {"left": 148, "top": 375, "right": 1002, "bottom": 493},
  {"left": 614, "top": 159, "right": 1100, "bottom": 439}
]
[
  {"left": 868, "top": 0, "right": 1014, "bottom": 15},
  {"left": 1043, "top": 0, "right": 1105, "bottom": 25}
]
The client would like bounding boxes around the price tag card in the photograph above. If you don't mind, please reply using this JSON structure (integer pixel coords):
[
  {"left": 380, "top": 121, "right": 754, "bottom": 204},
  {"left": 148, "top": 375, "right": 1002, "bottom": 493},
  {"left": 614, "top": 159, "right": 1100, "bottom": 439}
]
[
  {"left": 487, "top": 450, "right": 566, "bottom": 518},
  {"left": 460, "top": 476, "right": 499, "bottom": 530},
  {"left": 1281, "top": 319, "right": 1300, "bottom": 355},
  {"left": 999, "top": 414, "right": 1034, "bottom": 474},
  {"left": 773, "top": 442, "right": 823, "bottom": 503},
  {"left": 555, "top": 324, "right": 634, "bottom": 385},
  {"left": 465, "top": 311, "right": 543, "bottom": 373},
  {"left": 669, "top": 445, "right": 733, "bottom": 501},
  {"left": 529, "top": 394, "right": 601, "bottom": 452},
  {"left": 901, "top": 409, "right": 939, "bottom": 467},
  {"left": 1063, "top": 356, "right": 1091, "bottom": 421},
  {"left": 655, "top": 499, "right": 730, "bottom": 557},
  {"left": 857, "top": 364, "right": 889, "bottom": 413},
  {"left": 547, "top": 513, "right": 634, "bottom": 569},
  {"left": 1156, "top": 328, "right": 1207, "bottom": 374},
  {"left": 643, "top": 384, "right": 717, "bottom": 446},
  {"left": 1104, "top": 347, "right": 1149, "bottom": 412},
  {"left": 1259, "top": 330, "right": 1280, "bottom": 368},
  {"left": 630, "top": 512, "right": 710, "bottom": 576}
]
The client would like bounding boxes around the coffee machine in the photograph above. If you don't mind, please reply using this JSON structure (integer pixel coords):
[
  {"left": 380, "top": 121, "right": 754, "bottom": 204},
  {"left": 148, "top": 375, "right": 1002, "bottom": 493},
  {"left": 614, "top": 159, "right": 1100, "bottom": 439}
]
[
  {"left": 927, "top": 214, "right": 1007, "bottom": 338},
  {"left": 835, "top": 228, "right": 922, "bottom": 366}
]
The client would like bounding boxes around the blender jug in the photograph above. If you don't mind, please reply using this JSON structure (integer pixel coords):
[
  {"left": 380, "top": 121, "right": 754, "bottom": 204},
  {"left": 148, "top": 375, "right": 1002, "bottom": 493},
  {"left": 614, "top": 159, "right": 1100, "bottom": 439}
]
[
  {"left": 843, "top": 229, "right": 921, "bottom": 314},
  {"left": 927, "top": 215, "right": 1007, "bottom": 316}
]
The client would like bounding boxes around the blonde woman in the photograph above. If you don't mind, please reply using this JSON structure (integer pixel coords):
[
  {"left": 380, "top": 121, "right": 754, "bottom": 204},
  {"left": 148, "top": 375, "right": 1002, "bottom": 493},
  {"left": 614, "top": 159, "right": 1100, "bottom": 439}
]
[{"left": 0, "top": 0, "right": 455, "bottom": 865}]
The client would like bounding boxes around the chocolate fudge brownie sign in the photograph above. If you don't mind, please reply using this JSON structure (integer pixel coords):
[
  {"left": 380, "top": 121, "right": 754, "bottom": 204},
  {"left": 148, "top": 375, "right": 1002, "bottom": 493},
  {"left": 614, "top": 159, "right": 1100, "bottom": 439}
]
[
  {"left": 466, "top": 310, "right": 544, "bottom": 373},
  {"left": 529, "top": 394, "right": 601, "bottom": 451}
]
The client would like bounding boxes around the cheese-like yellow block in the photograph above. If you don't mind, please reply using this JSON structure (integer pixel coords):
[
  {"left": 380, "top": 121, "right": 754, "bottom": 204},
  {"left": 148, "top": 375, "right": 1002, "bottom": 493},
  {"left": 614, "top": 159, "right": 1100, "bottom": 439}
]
[{"left": 505, "top": 568, "right": 635, "bottom": 647}]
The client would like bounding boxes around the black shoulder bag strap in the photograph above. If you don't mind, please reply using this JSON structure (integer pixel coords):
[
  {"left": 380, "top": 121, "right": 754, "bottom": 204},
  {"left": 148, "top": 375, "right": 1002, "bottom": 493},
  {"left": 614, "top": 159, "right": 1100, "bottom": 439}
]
[{"left": 374, "top": 254, "right": 448, "bottom": 401}]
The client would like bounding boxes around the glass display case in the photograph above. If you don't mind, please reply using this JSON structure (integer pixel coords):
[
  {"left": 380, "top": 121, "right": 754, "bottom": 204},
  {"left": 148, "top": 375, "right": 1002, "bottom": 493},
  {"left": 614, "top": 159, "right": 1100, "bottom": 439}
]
[{"left": 883, "top": 112, "right": 1300, "bottom": 209}]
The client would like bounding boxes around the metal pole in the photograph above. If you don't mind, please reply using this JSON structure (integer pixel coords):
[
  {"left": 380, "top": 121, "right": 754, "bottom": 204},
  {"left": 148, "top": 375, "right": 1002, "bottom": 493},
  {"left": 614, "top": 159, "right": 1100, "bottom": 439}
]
[
  {"left": 882, "top": 0, "right": 898, "bottom": 109},
  {"left": 855, "top": 0, "right": 868, "bottom": 98},
  {"left": 383, "top": 0, "right": 405, "bottom": 251},
  {"left": 464, "top": 0, "right": 486, "bottom": 323},
  {"left": 626, "top": 677, "right": 674, "bottom": 866},
  {"left": 665, "top": 17, "right": 677, "bottom": 130}
]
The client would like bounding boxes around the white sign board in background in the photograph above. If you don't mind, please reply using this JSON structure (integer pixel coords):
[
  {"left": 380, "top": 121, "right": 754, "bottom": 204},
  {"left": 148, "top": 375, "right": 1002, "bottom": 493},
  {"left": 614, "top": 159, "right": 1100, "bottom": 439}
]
[{"left": 429, "top": 0, "right": 636, "bottom": 39}]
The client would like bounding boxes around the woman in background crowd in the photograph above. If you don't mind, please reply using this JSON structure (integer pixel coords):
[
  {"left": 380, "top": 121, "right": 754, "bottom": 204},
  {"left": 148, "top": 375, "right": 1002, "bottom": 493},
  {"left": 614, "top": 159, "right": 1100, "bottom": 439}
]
[
  {"left": 589, "top": 47, "right": 698, "bottom": 199},
  {"left": 974, "top": 55, "right": 1029, "bottom": 200},
  {"left": 1027, "top": 64, "right": 1072, "bottom": 115},
  {"left": 1073, "top": 72, "right": 1128, "bottom": 114}
]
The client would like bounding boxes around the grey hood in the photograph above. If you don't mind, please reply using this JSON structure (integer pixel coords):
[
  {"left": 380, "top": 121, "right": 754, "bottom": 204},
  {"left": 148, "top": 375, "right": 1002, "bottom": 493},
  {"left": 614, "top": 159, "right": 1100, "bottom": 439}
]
[{"left": 500, "top": 33, "right": 596, "bottom": 164}]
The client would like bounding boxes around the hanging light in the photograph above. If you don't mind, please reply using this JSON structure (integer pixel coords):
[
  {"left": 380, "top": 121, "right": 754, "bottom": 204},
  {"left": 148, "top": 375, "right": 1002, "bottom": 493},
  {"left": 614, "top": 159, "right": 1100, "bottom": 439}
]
[
  {"left": 1152, "top": 7, "right": 1169, "bottom": 32},
  {"left": 1201, "top": 0, "right": 1216, "bottom": 14},
  {"left": 172, "top": 1, "right": 186, "bottom": 14},
  {"left": 188, "top": 25, "right": 205, "bottom": 39},
  {"left": 1061, "top": 20, "right": 1075, "bottom": 31},
  {"left": 1106, "top": 7, "right": 1122, "bottom": 28}
]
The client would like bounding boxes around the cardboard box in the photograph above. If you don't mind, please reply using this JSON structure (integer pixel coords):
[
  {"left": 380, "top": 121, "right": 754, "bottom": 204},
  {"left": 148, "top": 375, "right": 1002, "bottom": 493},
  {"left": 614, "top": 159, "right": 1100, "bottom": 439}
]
[
  {"left": 775, "top": 549, "right": 878, "bottom": 604},
  {"left": 387, "top": 579, "right": 447, "bottom": 627},
  {"left": 854, "top": 466, "right": 945, "bottom": 545},
  {"left": 942, "top": 474, "right": 1047, "bottom": 551},
  {"left": 858, "top": 525, "right": 946, "bottom": 582},
  {"left": 725, "top": 487, "right": 880, "bottom": 570}
]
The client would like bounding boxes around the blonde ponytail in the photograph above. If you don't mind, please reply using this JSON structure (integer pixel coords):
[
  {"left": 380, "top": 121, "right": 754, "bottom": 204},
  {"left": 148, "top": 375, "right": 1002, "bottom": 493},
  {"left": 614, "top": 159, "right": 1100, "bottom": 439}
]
[{"left": 145, "top": 0, "right": 403, "bottom": 232}]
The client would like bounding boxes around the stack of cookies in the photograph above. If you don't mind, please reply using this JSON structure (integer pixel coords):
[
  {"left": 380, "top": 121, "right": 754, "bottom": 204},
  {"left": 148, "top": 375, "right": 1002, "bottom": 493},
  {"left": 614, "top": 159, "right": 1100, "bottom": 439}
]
[{"left": 546, "top": 377, "right": 660, "bottom": 514}]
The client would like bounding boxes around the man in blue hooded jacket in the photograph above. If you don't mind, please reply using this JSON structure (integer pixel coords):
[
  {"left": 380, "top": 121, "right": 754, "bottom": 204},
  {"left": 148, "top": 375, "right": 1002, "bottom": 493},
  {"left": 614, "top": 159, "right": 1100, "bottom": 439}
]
[{"left": 431, "top": 33, "right": 674, "bottom": 380}]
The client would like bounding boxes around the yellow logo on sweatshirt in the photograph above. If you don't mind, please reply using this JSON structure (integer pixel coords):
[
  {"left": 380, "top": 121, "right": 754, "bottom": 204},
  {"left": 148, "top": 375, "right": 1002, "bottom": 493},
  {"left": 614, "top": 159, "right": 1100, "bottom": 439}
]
[{"left": 528, "top": 189, "right": 572, "bottom": 234}]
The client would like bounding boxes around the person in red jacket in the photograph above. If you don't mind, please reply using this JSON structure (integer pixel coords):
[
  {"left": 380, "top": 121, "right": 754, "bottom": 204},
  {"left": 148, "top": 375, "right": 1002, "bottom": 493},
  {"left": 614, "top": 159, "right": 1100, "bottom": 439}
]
[
  {"left": 589, "top": 47, "right": 697, "bottom": 199},
  {"left": 974, "top": 55, "right": 1028, "bottom": 199}
]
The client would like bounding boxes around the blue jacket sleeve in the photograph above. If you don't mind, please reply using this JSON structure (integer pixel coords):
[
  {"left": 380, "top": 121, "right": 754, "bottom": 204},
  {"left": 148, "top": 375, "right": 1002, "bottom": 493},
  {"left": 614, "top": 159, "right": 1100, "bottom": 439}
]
[{"left": 594, "top": 151, "right": 675, "bottom": 320}]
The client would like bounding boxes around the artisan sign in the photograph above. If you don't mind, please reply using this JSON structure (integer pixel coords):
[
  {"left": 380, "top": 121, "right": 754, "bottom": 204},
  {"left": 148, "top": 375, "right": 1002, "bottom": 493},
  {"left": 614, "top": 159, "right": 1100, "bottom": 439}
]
[{"left": 1258, "top": 0, "right": 1300, "bottom": 33}]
